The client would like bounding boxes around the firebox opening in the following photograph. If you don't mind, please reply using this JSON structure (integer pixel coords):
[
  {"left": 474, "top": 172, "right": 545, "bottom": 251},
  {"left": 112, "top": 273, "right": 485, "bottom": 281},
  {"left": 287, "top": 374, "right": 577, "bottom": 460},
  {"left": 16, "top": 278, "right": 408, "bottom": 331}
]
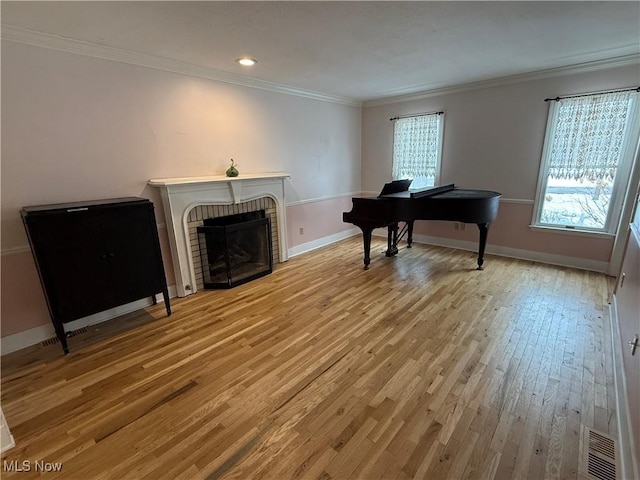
[{"left": 197, "top": 210, "right": 273, "bottom": 289}]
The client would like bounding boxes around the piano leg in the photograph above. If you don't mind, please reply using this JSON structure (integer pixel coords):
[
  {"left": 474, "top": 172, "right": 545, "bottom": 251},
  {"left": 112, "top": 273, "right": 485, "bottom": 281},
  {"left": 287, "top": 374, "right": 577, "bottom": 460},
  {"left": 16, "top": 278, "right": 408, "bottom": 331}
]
[
  {"left": 407, "top": 221, "right": 414, "bottom": 248},
  {"left": 361, "top": 228, "right": 373, "bottom": 270},
  {"left": 386, "top": 223, "right": 399, "bottom": 257},
  {"left": 476, "top": 223, "right": 490, "bottom": 270}
]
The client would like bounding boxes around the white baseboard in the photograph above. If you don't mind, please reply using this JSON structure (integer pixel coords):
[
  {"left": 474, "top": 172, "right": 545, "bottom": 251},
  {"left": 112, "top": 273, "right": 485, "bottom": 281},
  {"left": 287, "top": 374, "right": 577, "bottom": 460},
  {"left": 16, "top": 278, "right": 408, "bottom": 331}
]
[
  {"left": 1, "top": 324, "right": 57, "bottom": 356},
  {"left": 289, "top": 228, "right": 609, "bottom": 274},
  {"left": 2, "top": 230, "right": 610, "bottom": 355},
  {"left": 485, "top": 243, "right": 609, "bottom": 273},
  {"left": 292, "top": 228, "right": 610, "bottom": 273},
  {"left": 288, "top": 228, "right": 359, "bottom": 258},
  {"left": 371, "top": 230, "right": 610, "bottom": 273},
  {"left": 0, "top": 286, "right": 177, "bottom": 355},
  {"left": 608, "top": 296, "right": 639, "bottom": 480}
]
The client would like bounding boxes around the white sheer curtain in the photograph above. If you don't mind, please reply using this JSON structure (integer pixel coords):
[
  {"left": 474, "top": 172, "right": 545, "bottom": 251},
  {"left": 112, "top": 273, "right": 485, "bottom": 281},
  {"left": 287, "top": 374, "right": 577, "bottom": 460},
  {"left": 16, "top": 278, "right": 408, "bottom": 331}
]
[
  {"left": 547, "top": 91, "right": 633, "bottom": 180},
  {"left": 392, "top": 113, "right": 442, "bottom": 186}
]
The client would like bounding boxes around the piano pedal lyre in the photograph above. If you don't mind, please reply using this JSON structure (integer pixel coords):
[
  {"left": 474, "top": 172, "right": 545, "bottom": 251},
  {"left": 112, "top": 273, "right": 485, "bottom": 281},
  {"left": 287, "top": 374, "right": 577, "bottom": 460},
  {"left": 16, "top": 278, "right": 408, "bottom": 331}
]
[
  {"left": 398, "top": 222, "right": 412, "bottom": 248},
  {"left": 385, "top": 221, "right": 413, "bottom": 257}
]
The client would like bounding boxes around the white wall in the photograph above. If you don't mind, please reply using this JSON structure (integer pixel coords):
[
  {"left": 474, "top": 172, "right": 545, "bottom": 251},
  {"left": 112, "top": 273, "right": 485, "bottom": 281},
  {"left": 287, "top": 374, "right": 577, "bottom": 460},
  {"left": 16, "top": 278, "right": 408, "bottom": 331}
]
[
  {"left": 2, "top": 36, "right": 637, "bottom": 349},
  {"left": 361, "top": 64, "right": 640, "bottom": 267},
  {"left": 363, "top": 65, "right": 638, "bottom": 196},
  {"left": 0, "top": 40, "right": 361, "bottom": 341},
  {"left": 1, "top": 40, "right": 361, "bottom": 251}
]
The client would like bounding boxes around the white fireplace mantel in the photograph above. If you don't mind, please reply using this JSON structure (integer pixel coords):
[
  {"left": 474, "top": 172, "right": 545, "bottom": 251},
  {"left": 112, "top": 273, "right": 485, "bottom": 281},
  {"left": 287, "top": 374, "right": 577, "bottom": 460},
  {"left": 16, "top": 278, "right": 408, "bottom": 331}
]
[{"left": 149, "top": 172, "right": 290, "bottom": 297}]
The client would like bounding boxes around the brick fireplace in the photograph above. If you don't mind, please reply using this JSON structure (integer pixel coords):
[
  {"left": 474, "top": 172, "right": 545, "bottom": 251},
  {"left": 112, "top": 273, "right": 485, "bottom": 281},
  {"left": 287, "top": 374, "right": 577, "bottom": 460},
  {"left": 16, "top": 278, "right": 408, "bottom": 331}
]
[{"left": 148, "top": 173, "right": 289, "bottom": 296}]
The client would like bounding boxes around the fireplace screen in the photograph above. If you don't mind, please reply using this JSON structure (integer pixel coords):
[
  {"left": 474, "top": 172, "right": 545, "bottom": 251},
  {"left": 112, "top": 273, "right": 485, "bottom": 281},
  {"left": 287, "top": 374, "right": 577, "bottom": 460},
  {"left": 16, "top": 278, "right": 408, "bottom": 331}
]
[{"left": 197, "top": 211, "right": 273, "bottom": 289}]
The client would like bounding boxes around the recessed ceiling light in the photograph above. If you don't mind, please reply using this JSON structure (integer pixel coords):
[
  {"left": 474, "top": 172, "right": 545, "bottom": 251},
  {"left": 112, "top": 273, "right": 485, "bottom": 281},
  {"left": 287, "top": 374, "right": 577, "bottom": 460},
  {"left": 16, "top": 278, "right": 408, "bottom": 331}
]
[{"left": 236, "top": 58, "right": 257, "bottom": 66}]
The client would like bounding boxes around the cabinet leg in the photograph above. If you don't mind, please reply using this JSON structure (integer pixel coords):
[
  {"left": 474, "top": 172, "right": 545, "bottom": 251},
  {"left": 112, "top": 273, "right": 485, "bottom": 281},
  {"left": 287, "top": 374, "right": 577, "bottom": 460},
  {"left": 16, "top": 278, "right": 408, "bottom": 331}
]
[
  {"left": 162, "top": 288, "right": 172, "bottom": 316},
  {"left": 53, "top": 323, "right": 69, "bottom": 354}
]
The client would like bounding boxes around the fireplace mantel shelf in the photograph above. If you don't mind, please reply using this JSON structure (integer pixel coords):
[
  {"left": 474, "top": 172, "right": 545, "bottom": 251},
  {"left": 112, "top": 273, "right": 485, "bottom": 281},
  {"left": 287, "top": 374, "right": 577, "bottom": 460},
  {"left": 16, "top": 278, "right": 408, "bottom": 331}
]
[{"left": 148, "top": 172, "right": 290, "bottom": 187}]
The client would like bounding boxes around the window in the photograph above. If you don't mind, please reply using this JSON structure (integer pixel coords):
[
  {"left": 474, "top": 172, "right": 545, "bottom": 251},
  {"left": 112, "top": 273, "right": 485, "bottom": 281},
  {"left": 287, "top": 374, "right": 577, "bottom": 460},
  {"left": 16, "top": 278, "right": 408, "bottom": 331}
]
[
  {"left": 632, "top": 182, "right": 640, "bottom": 236},
  {"left": 533, "top": 90, "right": 640, "bottom": 233},
  {"left": 392, "top": 112, "right": 444, "bottom": 190}
]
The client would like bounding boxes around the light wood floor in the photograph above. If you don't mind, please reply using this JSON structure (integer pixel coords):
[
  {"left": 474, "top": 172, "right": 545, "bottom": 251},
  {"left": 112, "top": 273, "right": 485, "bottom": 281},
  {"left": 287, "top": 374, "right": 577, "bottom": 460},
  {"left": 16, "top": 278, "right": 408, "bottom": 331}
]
[{"left": 1, "top": 236, "right": 617, "bottom": 480}]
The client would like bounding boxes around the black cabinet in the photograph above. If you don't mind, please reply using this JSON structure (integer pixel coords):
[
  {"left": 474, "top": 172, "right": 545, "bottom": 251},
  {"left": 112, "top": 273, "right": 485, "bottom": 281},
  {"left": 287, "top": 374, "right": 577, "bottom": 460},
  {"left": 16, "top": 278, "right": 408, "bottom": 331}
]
[{"left": 21, "top": 197, "right": 171, "bottom": 354}]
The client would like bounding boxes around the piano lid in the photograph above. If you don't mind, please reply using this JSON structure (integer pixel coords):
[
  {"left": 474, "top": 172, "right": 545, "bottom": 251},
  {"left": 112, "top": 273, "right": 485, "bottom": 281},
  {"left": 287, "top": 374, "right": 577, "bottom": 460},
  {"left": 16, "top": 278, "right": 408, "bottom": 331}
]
[
  {"left": 409, "top": 183, "right": 455, "bottom": 199},
  {"left": 381, "top": 183, "right": 456, "bottom": 199}
]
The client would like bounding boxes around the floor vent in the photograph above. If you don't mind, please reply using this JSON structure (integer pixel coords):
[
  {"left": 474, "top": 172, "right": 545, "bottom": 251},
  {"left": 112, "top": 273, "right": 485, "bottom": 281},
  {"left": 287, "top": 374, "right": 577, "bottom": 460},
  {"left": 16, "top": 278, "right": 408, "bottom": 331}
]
[
  {"left": 581, "top": 427, "right": 618, "bottom": 480},
  {"left": 41, "top": 337, "right": 59, "bottom": 347},
  {"left": 41, "top": 327, "right": 88, "bottom": 347}
]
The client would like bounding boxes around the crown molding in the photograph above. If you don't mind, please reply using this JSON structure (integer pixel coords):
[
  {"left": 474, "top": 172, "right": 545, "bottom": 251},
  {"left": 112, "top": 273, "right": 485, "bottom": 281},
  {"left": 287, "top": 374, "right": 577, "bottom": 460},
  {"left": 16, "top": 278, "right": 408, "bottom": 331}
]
[
  {"left": 1, "top": 25, "right": 362, "bottom": 108},
  {"left": 363, "top": 53, "right": 640, "bottom": 107},
  {"left": 3, "top": 24, "right": 638, "bottom": 110}
]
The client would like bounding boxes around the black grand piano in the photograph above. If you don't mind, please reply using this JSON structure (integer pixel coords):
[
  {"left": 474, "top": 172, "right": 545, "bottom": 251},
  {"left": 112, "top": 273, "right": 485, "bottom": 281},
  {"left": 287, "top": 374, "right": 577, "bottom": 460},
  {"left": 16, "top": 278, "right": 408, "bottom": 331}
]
[{"left": 343, "top": 180, "right": 501, "bottom": 270}]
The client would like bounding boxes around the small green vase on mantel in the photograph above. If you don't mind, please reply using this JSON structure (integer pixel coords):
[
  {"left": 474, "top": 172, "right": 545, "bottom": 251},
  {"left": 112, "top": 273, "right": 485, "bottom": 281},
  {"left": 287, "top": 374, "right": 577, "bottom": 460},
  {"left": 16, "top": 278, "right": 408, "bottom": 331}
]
[{"left": 225, "top": 158, "right": 239, "bottom": 177}]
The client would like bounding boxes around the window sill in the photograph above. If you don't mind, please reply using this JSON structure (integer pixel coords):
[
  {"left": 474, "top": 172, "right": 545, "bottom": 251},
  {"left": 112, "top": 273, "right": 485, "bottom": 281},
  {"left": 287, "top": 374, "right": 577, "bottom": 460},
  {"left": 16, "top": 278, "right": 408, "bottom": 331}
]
[{"left": 529, "top": 225, "right": 616, "bottom": 239}]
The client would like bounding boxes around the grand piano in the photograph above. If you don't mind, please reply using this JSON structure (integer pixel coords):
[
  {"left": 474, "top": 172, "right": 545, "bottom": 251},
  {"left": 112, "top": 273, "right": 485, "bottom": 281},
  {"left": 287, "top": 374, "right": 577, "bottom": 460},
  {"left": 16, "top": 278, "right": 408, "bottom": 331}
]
[{"left": 343, "top": 180, "right": 501, "bottom": 270}]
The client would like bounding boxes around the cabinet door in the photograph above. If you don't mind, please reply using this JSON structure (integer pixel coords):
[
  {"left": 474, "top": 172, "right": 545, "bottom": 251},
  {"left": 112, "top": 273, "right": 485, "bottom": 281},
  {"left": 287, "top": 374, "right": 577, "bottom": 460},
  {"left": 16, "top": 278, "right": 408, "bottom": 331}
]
[
  {"left": 98, "top": 204, "right": 164, "bottom": 305},
  {"left": 27, "top": 211, "right": 115, "bottom": 322}
]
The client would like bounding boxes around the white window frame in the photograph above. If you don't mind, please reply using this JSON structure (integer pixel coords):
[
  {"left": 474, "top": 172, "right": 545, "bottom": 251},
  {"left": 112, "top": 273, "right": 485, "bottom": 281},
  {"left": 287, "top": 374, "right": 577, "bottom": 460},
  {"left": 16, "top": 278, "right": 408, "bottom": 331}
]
[
  {"left": 391, "top": 112, "right": 444, "bottom": 189},
  {"left": 532, "top": 91, "right": 640, "bottom": 236}
]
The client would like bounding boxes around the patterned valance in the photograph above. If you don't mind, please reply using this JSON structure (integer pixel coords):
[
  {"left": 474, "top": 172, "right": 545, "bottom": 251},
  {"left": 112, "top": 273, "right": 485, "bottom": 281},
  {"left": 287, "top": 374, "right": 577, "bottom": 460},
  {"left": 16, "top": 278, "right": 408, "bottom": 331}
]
[
  {"left": 547, "top": 91, "right": 633, "bottom": 180},
  {"left": 392, "top": 114, "right": 441, "bottom": 180}
]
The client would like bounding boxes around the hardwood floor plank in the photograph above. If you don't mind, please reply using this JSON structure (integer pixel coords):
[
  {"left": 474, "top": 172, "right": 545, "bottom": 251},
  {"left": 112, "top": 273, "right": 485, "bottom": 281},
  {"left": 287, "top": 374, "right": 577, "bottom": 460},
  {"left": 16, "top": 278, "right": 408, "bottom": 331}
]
[{"left": 1, "top": 237, "right": 617, "bottom": 479}]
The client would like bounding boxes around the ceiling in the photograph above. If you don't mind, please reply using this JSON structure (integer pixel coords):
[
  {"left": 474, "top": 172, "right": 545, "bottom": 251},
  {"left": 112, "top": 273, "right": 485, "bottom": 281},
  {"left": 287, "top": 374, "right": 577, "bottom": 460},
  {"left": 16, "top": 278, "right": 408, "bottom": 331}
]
[{"left": 2, "top": 1, "right": 639, "bottom": 103}]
